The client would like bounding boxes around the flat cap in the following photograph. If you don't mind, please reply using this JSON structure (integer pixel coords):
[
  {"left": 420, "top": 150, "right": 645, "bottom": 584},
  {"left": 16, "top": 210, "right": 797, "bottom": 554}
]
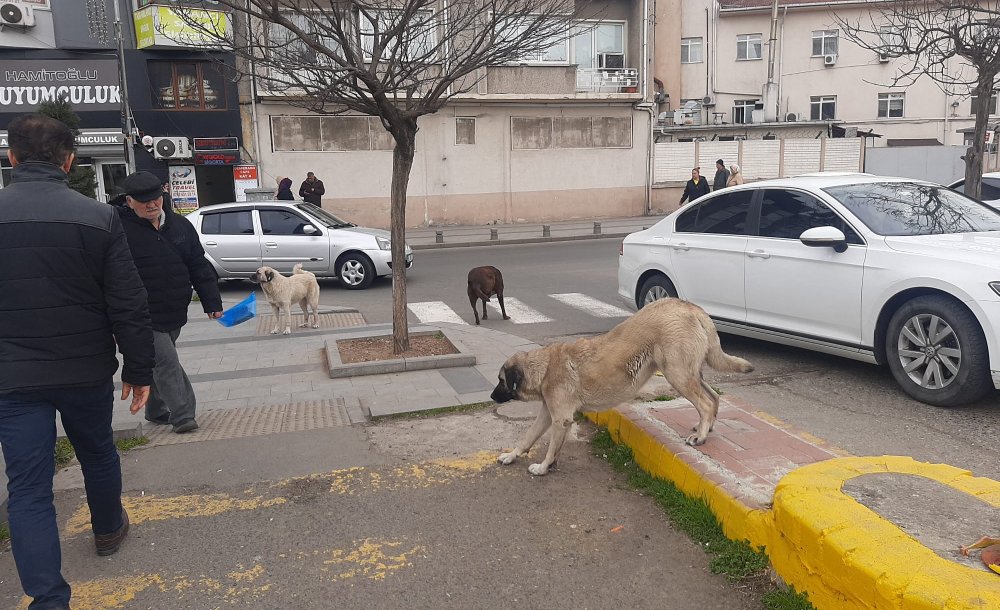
[{"left": 121, "top": 171, "right": 164, "bottom": 202}]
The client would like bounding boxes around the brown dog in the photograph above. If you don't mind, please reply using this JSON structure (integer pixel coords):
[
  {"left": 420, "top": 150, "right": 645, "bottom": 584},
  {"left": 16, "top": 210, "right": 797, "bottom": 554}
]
[
  {"left": 467, "top": 266, "right": 510, "bottom": 325},
  {"left": 490, "top": 298, "right": 754, "bottom": 475}
]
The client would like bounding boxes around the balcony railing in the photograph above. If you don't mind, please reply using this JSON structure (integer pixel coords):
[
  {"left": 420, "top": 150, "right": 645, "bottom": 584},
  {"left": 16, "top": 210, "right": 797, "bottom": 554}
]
[{"left": 575, "top": 68, "right": 639, "bottom": 93}]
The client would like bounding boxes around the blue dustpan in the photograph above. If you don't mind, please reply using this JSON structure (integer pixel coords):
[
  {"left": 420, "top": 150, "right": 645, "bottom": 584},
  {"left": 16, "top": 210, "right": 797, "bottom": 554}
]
[{"left": 217, "top": 292, "right": 257, "bottom": 327}]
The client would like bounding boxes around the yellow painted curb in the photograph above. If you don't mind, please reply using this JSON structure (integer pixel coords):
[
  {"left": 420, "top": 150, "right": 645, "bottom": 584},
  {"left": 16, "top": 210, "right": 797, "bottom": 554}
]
[{"left": 589, "top": 409, "right": 1000, "bottom": 610}]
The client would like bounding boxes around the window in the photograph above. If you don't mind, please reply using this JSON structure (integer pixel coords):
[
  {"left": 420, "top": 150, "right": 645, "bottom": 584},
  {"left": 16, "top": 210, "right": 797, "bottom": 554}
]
[
  {"left": 878, "top": 92, "right": 905, "bottom": 118},
  {"left": 949, "top": 178, "right": 1000, "bottom": 201},
  {"left": 260, "top": 209, "right": 315, "bottom": 235},
  {"left": 149, "top": 62, "right": 226, "bottom": 110},
  {"left": 810, "top": 95, "right": 836, "bottom": 120},
  {"left": 456, "top": 117, "right": 476, "bottom": 145},
  {"left": 572, "top": 22, "right": 624, "bottom": 68},
  {"left": 733, "top": 100, "right": 757, "bottom": 124},
  {"left": 359, "top": 9, "right": 435, "bottom": 61},
  {"left": 737, "top": 34, "right": 763, "bottom": 61},
  {"left": 675, "top": 191, "right": 753, "bottom": 235},
  {"left": 878, "top": 26, "right": 903, "bottom": 60},
  {"left": 681, "top": 37, "right": 703, "bottom": 64},
  {"left": 812, "top": 30, "right": 839, "bottom": 56},
  {"left": 201, "top": 211, "right": 254, "bottom": 235},
  {"left": 758, "top": 189, "right": 862, "bottom": 243},
  {"left": 970, "top": 94, "right": 998, "bottom": 115}
]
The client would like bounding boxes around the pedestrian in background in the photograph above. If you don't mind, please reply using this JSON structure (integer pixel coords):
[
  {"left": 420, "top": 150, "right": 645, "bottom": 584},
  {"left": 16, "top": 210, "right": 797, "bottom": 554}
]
[
  {"left": 0, "top": 114, "right": 154, "bottom": 610},
  {"left": 680, "top": 167, "right": 711, "bottom": 206},
  {"left": 298, "top": 171, "right": 325, "bottom": 205},
  {"left": 113, "top": 171, "right": 223, "bottom": 435},
  {"left": 276, "top": 176, "right": 294, "bottom": 200},
  {"left": 727, "top": 164, "right": 745, "bottom": 187},
  {"left": 713, "top": 159, "right": 730, "bottom": 191}
]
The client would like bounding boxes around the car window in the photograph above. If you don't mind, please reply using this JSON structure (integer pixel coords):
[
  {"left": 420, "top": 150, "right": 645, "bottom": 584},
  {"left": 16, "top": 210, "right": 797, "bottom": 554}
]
[
  {"left": 758, "top": 189, "right": 864, "bottom": 244},
  {"left": 824, "top": 182, "right": 1000, "bottom": 235},
  {"left": 260, "top": 209, "right": 315, "bottom": 236},
  {"left": 201, "top": 210, "right": 254, "bottom": 235},
  {"left": 981, "top": 178, "right": 1000, "bottom": 201},
  {"left": 675, "top": 190, "right": 751, "bottom": 235}
]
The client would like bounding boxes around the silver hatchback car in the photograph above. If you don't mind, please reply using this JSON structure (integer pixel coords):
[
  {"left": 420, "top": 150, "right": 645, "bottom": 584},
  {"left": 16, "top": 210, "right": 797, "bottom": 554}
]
[{"left": 185, "top": 201, "right": 413, "bottom": 289}]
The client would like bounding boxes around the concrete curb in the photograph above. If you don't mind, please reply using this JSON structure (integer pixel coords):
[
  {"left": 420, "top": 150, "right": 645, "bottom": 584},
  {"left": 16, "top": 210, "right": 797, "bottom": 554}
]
[
  {"left": 325, "top": 327, "right": 477, "bottom": 379},
  {"left": 589, "top": 408, "right": 1000, "bottom": 610},
  {"left": 409, "top": 232, "right": 635, "bottom": 250}
]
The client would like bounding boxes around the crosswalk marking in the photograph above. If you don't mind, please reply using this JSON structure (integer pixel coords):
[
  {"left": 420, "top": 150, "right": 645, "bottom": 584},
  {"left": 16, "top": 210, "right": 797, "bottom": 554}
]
[
  {"left": 550, "top": 293, "right": 631, "bottom": 318},
  {"left": 486, "top": 297, "right": 553, "bottom": 324},
  {"left": 407, "top": 301, "right": 468, "bottom": 325}
]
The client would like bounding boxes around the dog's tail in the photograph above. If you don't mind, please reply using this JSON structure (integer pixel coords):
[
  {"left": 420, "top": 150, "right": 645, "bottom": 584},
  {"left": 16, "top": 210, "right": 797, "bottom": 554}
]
[
  {"left": 698, "top": 310, "right": 754, "bottom": 373},
  {"left": 467, "top": 281, "right": 491, "bottom": 302},
  {"left": 292, "top": 263, "right": 316, "bottom": 278}
]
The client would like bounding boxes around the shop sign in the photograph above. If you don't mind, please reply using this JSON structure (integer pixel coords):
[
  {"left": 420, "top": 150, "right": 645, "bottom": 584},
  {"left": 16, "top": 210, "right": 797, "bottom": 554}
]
[
  {"left": 193, "top": 150, "right": 239, "bottom": 165},
  {"left": 168, "top": 165, "right": 199, "bottom": 211},
  {"left": 134, "top": 5, "right": 230, "bottom": 50},
  {"left": 14, "top": 1, "right": 50, "bottom": 8},
  {"left": 194, "top": 137, "right": 238, "bottom": 151},
  {"left": 233, "top": 164, "right": 258, "bottom": 202},
  {"left": 0, "top": 129, "right": 124, "bottom": 149},
  {"left": 0, "top": 59, "right": 121, "bottom": 111}
]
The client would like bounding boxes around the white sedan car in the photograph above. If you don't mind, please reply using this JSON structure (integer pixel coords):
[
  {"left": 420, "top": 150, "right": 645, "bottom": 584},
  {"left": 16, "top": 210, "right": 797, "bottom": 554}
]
[
  {"left": 186, "top": 201, "right": 413, "bottom": 289},
  {"left": 618, "top": 173, "right": 1000, "bottom": 407}
]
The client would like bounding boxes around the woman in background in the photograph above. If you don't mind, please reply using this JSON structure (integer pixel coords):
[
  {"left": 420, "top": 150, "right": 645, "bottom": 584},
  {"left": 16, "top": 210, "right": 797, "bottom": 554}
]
[{"left": 276, "top": 176, "right": 294, "bottom": 200}]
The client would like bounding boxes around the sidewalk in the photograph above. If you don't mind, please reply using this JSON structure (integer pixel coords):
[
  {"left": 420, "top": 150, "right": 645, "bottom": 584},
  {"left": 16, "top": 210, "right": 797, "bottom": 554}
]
[{"left": 3, "top": 214, "right": 999, "bottom": 609}]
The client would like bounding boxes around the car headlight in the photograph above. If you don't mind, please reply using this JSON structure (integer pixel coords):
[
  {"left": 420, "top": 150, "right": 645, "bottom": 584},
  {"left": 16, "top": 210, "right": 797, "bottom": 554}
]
[
  {"left": 376, "top": 236, "right": 391, "bottom": 250},
  {"left": 990, "top": 281, "right": 1000, "bottom": 297}
]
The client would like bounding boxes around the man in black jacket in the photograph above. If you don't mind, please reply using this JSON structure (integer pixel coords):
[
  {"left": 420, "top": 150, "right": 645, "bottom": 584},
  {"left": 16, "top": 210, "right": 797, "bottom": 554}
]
[
  {"left": 298, "top": 171, "right": 325, "bottom": 205},
  {"left": 0, "top": 114, "right": 154, "bottom": 610},
  {"left": 114, "top": 171, "right": 223, "bottom": 434}
]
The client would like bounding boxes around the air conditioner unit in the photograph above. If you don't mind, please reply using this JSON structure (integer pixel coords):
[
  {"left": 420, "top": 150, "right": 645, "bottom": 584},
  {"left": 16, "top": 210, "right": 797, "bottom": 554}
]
[
  {"left": 153, "top": 137, "right": 192, "bottom": 160},
  {"left": 785, "top": 112, "right": 800, "bottom": 122},
  {"left": 878, "top": 53, "right": 890, "bottom": 63},
  {"left": 703, "top": 95, "right": 715, "bottom": 107},
  {"left": 597, "top": 53, "right": 625, "bottom": 69},
  {"left": 0, "top": 3, "right": 35, "bottom": 28},
  {"left": 823, "top": 53, "right": 838, "bottom": 66}
]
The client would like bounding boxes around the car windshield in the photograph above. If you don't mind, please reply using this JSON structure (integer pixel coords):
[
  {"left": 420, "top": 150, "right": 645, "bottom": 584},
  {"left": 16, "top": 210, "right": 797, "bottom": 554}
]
[
  {"left": 296, "top": 203, "right": 354, "bottom": 228},
  {"left": 823, "top": 182, "right": 1000, "bottom": 236}
]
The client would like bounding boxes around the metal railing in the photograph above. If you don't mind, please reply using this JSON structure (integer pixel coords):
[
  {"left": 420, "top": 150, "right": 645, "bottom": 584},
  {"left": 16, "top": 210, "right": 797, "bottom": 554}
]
[{"left": 575, "top": 68, "right": 639, "bottom": 93}]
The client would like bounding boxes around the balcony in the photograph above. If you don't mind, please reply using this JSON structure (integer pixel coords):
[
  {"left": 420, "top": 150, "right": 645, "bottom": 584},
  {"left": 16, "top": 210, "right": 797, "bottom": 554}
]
[{"left": 575, "top": 68, "right": 638, "bottom": 94}]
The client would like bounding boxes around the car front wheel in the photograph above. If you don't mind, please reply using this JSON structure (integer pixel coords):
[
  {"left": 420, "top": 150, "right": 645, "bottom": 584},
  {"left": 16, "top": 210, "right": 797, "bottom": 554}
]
[
  {"left": 885, "top": 295, "right": 993, "bottom": 407},
  {"left": 337, "top": 252, "right": 375, "bottom": 290},
  {"left": 637, "top": 275, "right": 677, "bottom": 309}
]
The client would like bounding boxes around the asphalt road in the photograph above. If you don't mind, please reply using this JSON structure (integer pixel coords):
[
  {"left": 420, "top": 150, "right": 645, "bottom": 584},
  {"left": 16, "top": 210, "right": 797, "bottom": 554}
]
[{"left": 220, "top": 238, "right": 1000, "bottom": 481}]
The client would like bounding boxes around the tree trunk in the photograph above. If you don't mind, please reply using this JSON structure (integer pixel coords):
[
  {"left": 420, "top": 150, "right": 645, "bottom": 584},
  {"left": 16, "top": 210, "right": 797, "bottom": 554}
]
[
  {"left": 965, "top": 76, "right": 997, "bottom": 201},
  {"left": 390, "top": 118, "right": 418, "bottom": 354}
]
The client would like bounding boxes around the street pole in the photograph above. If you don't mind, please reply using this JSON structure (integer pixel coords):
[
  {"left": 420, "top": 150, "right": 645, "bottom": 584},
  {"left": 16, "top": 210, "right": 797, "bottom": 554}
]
[
  {"left": 113, "top": 0, "right": 136, "bottom": 173},
  {"left": 762, "top": 0, "right": 779, "bottom": 122}
]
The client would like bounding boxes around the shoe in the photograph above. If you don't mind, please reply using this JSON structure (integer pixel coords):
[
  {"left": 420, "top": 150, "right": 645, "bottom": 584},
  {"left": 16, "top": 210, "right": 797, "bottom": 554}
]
[
  {"left": 145, "top": 413, "right": 171, "bottom": 425},
  {"left": 95, "top": 508, "right": 129, "bottom": 556},
  {"left": 172, "top": 419, "right": 199, "bottom": 434}
]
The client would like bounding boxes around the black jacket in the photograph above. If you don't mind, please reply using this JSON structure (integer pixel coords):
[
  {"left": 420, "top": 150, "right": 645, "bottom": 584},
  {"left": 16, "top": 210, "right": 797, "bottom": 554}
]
[
  {"left": 298, "top": 178, "right": 325, "bottom": 205},
  {"left": 713, "top": 168, "right": 731, "bottom": 191},
  {"left": 680, "top": 177, "right": 711, "bottom": 204},
  {"left": 0, "top": 162, "right": 154, "bottom": 392},
  {"left": 115, "top": 202, "right": 223, "bottom": 332}
]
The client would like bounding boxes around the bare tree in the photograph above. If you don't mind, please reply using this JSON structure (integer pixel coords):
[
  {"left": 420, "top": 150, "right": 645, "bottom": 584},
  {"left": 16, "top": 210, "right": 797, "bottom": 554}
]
[
  {"left": 836, "top": 1, "right": 1000, "bottom": 200},
  {"left": 174, "top": 0, "right": 598, "bottom": 352}
]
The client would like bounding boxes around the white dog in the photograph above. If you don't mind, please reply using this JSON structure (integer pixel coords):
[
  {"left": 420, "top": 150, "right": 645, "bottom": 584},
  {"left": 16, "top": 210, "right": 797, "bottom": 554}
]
[{"left": 251, "top": 263, "right": 320, "bottom": 335}]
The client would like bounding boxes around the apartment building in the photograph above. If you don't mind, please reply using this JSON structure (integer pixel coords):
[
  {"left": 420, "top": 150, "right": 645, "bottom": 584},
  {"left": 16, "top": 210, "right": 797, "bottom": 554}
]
[{"left": 251, "top": 0, "right": 656, "bottom": 228}]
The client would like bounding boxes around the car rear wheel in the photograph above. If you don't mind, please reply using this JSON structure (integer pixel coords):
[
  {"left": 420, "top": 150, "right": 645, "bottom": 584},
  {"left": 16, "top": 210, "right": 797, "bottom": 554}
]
[
  {"left": 637, "top": 275, "right": 677, "bottom": 309},
  {"left": 885, "top": 295, "right": 993, "bottom": 407},
  {"left": 337, "top": 252, "right": 375, "bottom": 290}
]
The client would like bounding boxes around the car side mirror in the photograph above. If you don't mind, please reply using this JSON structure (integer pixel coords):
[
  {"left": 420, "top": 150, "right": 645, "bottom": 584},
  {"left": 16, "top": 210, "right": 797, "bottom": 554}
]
[
  {"left": 800, "top": 226, "right": 848, "bottom": 253},
  {"left": 302, "top": 224, "right": 319, "bottom": 235}
]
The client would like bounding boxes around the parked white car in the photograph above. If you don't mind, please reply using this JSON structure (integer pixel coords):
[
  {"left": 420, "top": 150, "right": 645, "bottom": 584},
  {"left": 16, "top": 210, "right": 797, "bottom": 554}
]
[
  {"left": 618, "top": 173, "right": 1000, "bottom": 407},
  {"left": 185, "top": 201, "right": 413, "bottom": 289},
  {"left": 947, "top": 171, "right": 1000, "bottom": 211}
]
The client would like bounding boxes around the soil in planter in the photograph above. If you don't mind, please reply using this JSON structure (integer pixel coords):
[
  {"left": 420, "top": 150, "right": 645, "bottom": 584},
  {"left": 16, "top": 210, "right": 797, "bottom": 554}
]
[{"left": 337, "top": 333, "right": 459, "bottom": 364}]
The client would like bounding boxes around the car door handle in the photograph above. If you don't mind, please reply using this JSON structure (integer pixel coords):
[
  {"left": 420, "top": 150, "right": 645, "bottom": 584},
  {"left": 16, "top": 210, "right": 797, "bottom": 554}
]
[
  {"left": 265, "top": 242, "right": 278, "bottom": 248},
  {"left": 204, "top": 241, "right": 217, "bottom": 247},
  {"left": 747, "top": 249, "right": 771, "bottom": 259},
  {"left": 669, "top": 243, "right": 690, "bottom": 251}
]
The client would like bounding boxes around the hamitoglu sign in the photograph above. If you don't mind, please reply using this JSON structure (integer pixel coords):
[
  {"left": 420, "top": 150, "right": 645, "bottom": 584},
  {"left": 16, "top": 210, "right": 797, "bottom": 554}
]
[{"left": 0, "top": 60, "right": 121, "bottom": 111}]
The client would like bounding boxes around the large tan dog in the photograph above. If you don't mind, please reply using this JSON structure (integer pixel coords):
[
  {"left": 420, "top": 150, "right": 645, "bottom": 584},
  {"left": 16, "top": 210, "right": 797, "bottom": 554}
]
[
  {"left": 490, "top": 298, "right": 753, "bottom": 476},
  {"left": 251, "top": 263, "right": 320, "bottom": 335}
]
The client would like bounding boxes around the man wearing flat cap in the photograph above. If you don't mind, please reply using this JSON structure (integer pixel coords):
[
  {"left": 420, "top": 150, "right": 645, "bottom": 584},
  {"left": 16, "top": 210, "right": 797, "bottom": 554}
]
[{"left": 112, "top": 171, "right": 223, "bottom": 434}]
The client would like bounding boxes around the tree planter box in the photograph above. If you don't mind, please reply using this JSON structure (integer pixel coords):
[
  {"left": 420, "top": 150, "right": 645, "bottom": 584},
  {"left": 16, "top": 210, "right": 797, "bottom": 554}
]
[{"left": 324, "top": 328, "right": 476, "bottom": 378}]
